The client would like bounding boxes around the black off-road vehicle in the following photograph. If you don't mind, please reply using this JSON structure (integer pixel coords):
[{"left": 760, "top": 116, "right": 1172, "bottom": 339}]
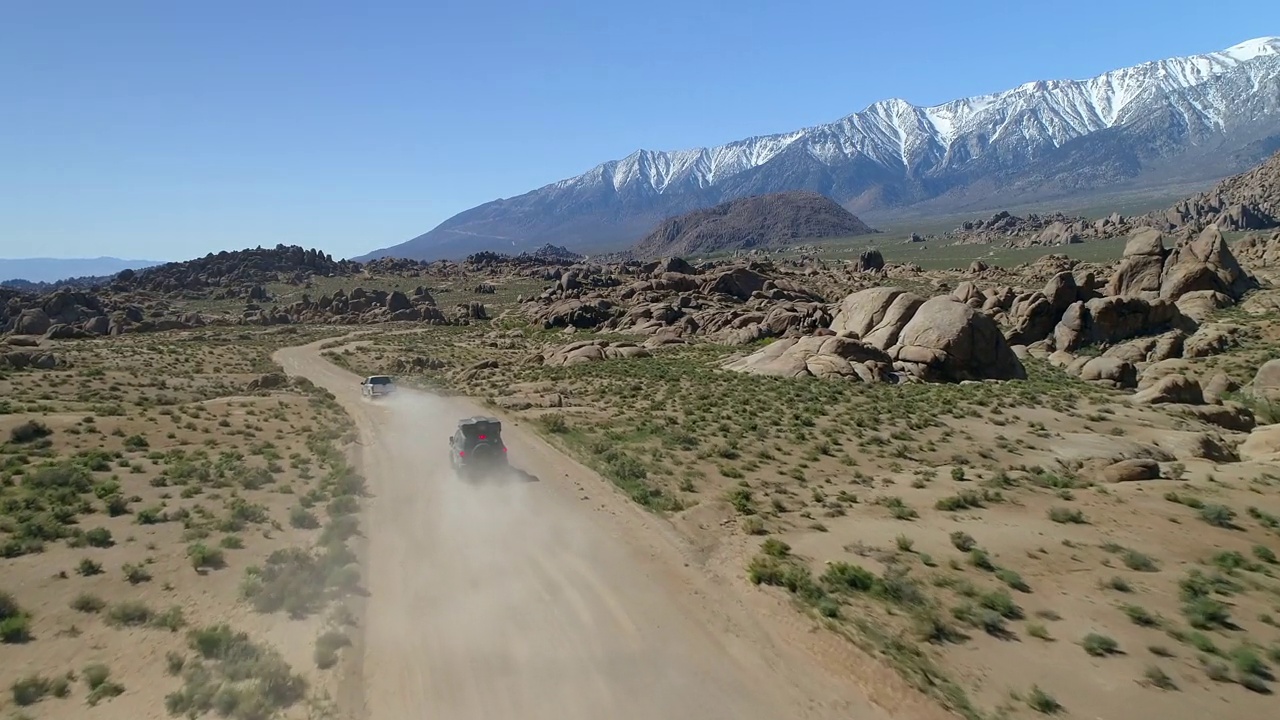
[{"left": 448, "top": 416, "right": 508, "bottom": 480}]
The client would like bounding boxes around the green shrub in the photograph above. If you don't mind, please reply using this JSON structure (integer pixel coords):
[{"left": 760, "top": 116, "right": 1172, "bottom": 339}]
[
  {"left": 0, "top": 614, "right": 32, "bottom": 643},
  {"left": 821, "top": 562, "right": 877, "bottom": 593},
  {"left": 84, "top": 527, "right": 114, "bottom": 548},
  {"left": 1122, "top": 550, "right": 1158, "bottom": 572},
  {"left": 314, "top": 630, "right": 351, "bottom": 669},
  {"left": 71, "top": 593, "right": 107, "bottom": 613},
  {"left": 1026, "top": 685, "right": 1061, "bottom": 714},
  {"left": 289, "top": 506, "right": 321, "bottom": 530},
  {"left": 1121, "top": 604, "right": 1160, "bottom": 627},
  {"left": 9, "top": 421, "right": 52, "bottom": 444},
  {"left": 1082, "top": 633, "right": 1120, "bottom": 656},
  {"left": 123, "top": 563, "right": 152, "bottom": 585},
  {"left": 11, "top": 675, "right": 53, "bottom": 706},
  {"left": 187, "top": 543, "right": 225, "bottom": 571},
  {"left": 1199, "top": 504, "right": 1237, "bottom": 529},
  {"left": 949, "top": 531, "right": 976, "bottom": 552},
  {"left": 1048, "top": 507, "right": 1086, "bottom": 524},
  {"left": 105, "top": 601, "right": 153, "bottom": 627}
]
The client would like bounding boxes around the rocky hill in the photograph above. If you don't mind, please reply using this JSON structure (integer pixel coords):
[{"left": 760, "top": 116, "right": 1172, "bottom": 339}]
[
  {"left": 1155, "top": 147, "right": 1280, "bottom": 230},
  {"left": 116, "top": 244, "right": 360, "bottom": 296},
  {"left": 631, "top": 191, "right": 878, "bottom": 259},
  {"left": 519, "top": 244, "right": 583, "bottom": 262},
  {"left": 363, "top": 37, "right": 1280, "bottom": 260},
  {"left": 931, "top": 149, "right": 1280, "bottom": 247}
]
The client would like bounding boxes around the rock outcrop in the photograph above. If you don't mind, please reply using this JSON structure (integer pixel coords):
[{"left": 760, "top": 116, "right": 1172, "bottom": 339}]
[
  {"left": 1158, "top": 226, "right": 1257, "bottom": 301},
  {"left": 1051, "top": 296, "right": 1181, "bottom": 353},
  {"left": 722, "top": 335, "right": 894, "bottom": 381},
  {"left": 530, "top": 340, "right": 652, "bottom": 367},
  {"left": 727, "top": 287, "right": 1025, "bottom": 383}
]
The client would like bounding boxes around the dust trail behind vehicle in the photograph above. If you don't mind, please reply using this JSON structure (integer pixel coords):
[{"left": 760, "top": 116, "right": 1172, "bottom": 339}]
[
  {"left": 357, "top": 388, "right": 775, "bottom": 718},
  {"left": 276, "top": 340, "right": 905, "bottom": 720}
]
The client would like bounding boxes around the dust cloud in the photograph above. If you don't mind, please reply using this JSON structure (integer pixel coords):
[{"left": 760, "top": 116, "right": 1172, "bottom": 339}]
[{"left": 358, "top": 388, "right": 628, "bottom": 718}]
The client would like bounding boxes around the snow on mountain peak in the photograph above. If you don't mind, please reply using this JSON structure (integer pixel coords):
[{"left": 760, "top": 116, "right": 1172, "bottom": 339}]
[
  {"left": 561, "top": 37, "right": 1280, "bottom": 196},
  {"left": 1221, "top": 36, "right": 1280, "bottom": 62}
]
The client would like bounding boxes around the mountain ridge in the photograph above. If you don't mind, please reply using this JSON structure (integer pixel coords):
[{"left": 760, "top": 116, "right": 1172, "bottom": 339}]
[
  {"left": 367, "top": 36, "right": 1280, "bottom": 261},
  {"left": 0, "top": 257, "right": 165, "bottom": 286}
]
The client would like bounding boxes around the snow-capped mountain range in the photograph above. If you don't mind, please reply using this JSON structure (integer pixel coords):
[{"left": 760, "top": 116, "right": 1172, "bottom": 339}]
[{"left": 363, "top": 37, "right": 1280, "bottom": 261}]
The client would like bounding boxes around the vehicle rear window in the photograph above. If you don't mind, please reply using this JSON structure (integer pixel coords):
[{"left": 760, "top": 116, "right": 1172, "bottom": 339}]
[
  {"left": 369, "top": 376, "right": 392, "bottom": 385},
  {"left": 462, "top": 421, "right": 501, "bottom": 439}
]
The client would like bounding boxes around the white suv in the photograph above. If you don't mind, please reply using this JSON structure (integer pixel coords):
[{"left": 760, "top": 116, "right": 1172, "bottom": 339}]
[{"left": 360, "top": 375, "right": 396, "bottom": 399}]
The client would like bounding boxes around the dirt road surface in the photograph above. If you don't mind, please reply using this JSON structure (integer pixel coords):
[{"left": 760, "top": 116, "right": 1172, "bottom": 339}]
[{"left": 275, "top": 338, "right": 905, "bottom": 720}]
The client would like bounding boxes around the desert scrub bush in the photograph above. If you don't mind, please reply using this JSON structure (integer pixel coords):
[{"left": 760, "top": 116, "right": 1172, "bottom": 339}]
[
  {"left": 1144, "top": 665, "right": 1178, "bottom": 690},
  {"left": 881, "top": 496, "right": 918, "bottom": 520},
  {"left": 122, "top": 563, "right": 152, "bottom": 584},
  {"left": 725, "top": 487, "right": 758, "bottom": 515},
  {"left": 84, "top": 527, "right": 114, "bottom": 548},
  {"left": 10, "top": 674, "right": 56, "bottom": 706},
  {"left": 1047, "top": 507, "right": 1086, "bottom": 524},
  {"left": 968, "top": 548, "right": 996, "bottom": 571},
  {"left": 0, "top": 591, "right": 33, "bottom": 643},
  {"left": 821, "top": 562, "right": 878, "bottom": 593},
  {"left": 995, "top": 568, "right": 1031, "bottom": 593},
  {"left": 77, "top": 557, "right": 104, "bottom": 576},
  {"left": 1229, "top": 643, "right": 1270, "bottom": 680},
  {"left": 122, "top": 434, "right": 149, "bottom": 451},
  {"left": 1027, "top": 623, "right": 1052, "bottom": 640},
  {"left": 83, "top": 663, "right": 125, "bottom": 705},
  {"left": 9, "top": 420, "right": 52, "bottom": 444},
  {"left": 1121, "top": 604, "right": 1161, "bottom": 627},
  {"left": 241, "top": 545, "right": 354, "bottom": 619},
  {"left": 1199, "top": 504, "right": 1238, "bottom": 529},
  {"left": 949, "top": 531, "right": 976, "bottom": 552},
  {"left": 1025, "top": 685, "right": 1062, "bottom": 714},
  {"left": 1103, "top": 576, "right": 1133, "bottom": 592},
  {"left": 538, "top": 412, "right": 569, "bottom": 433},
  {"left": 935, "top": 490, "right": 986, "bottom": 511},
  {"left": 326, "top": 494, "right": 358, "bottom": 517},
  {"left": 1082, "top": 633, "right": 1120, "bottom": 656},
  {"left": 187, "top": 543, "right": 226, "bottom": 571},
  {"left": 289, "top": 505, "right": 321, "bottom": 529},
  {"left": 71, "top": 593, "right": 107, "bottom": 613},
  {"left": 1122, "top": 549, "right": 1159, "bottom": 572},
  {"left": 952, "top": 601, "right": 1008, "bottom": 636},
  {"left": 105, "top": 600, "right": 153, "bottom": 627},
  {"left": 166, "top": 624, "right": 308, "bottom": 718},
  {"left": 314, "top": 630, "right": 351, "bottom": 669}
]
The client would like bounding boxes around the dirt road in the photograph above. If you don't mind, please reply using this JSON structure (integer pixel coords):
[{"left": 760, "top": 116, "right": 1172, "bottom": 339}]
[{"left": 275, "top": 339, "right": 901, "bottom": 720}]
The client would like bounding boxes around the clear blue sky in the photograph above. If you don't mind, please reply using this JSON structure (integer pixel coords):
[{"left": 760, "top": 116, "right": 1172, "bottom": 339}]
[{"left": 0, "top": 1, "right": 1274, "bottom": 261}]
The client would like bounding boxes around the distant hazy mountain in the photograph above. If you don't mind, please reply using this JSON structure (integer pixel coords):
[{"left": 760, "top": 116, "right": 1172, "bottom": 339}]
[
  {"left": 0, "top": 257, "right": 165, "bottom": 286},
  {"left": 362, "top": 36, "right": 1280, "bottom": 261}
]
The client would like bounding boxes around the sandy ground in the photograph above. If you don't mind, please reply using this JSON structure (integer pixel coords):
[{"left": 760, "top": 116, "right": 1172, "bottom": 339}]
[{"left": 274, "top": 338, "right": 928, "bottom": 720}]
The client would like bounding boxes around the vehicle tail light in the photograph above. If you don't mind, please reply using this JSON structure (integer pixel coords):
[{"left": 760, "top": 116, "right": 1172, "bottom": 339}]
[
  {"left": 458, "top": 451, "right": 465, "bottom": 457},
  {"left": 502, "top": 446, "right": 507, "bottom": 453},
  {"left": 478, "top": 435, "right": 487, "bottom": 440}
]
